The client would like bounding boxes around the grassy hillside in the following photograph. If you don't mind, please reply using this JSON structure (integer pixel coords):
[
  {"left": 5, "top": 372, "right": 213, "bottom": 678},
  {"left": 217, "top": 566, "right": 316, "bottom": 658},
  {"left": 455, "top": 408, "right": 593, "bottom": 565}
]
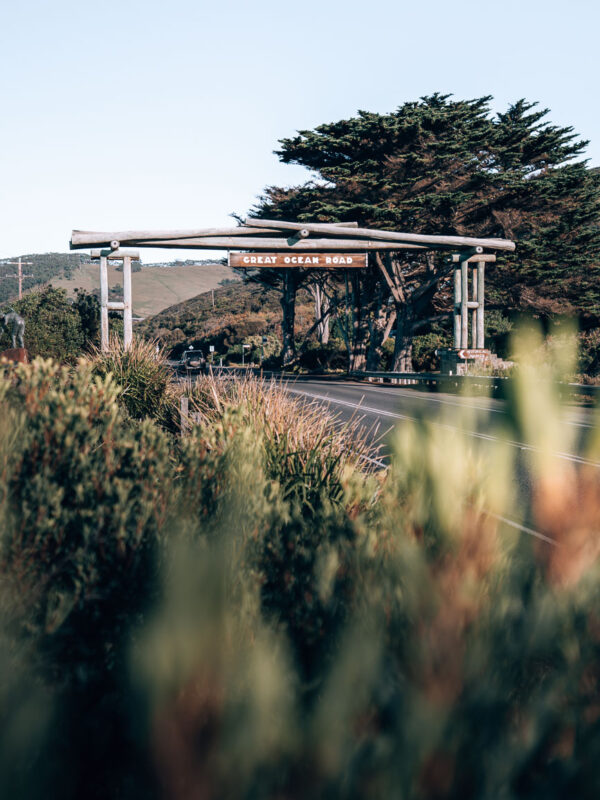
[
  {"left": 0, "top": 252, "right": 85, "bottom": 304},
  {"left": 51, "top": 261, "right": 237, "bottom": 318},
  {"left": 138, "top": 280, "right": 314, "bottom": 356}
]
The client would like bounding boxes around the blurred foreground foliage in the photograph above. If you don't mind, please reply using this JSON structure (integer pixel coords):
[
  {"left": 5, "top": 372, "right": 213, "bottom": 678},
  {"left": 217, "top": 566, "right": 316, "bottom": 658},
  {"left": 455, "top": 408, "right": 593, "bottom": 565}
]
[{"left": 1, "top": 333, "right": 600, "bottom": 799}]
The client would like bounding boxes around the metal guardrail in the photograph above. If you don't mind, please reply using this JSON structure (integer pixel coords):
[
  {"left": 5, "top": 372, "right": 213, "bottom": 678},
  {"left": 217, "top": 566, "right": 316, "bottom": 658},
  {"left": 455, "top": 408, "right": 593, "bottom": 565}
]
[
  {"left": 350, "top": 370, "right": 505, "bottom": 391},
  {"left": 350, "top": 370, "right": 600, "bottom": 400},
  {"left": 171, "top": 362, "right": 600, "bottom": 400}
]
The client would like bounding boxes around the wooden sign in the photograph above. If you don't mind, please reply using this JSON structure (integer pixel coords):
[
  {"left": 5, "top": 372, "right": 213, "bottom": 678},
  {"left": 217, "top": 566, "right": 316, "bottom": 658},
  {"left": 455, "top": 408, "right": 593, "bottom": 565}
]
[
  {"left": 228, "top": 252, "right": 367, "bottom": 269},
  {"left": 457, "top": 349, "right": 489, "bottom": 359}
]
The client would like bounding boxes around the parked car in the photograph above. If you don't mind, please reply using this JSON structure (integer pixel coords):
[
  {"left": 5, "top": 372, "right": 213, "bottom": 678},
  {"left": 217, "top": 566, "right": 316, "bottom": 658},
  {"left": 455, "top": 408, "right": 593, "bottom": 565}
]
[{"left": 177, "top": 348, "right": 207, "bottom": 375}]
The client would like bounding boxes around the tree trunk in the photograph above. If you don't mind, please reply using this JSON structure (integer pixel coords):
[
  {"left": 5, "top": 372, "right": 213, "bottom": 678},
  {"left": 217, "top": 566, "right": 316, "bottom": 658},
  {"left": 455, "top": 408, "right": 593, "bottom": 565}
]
[
  {"left": 366, "top": 315, "right": 381, "bottom": 371},
  {"left": 365, "top": 280, "right": 391, "bottom": 371},
  {"left": 280, "top": 271, "right": 296, "bottom": 366},
  {"left": 349, "top": 272, "right": 367, "bottom": 371},
  {"left": 310, "top": 282, "right": 330, "bottom": 344},
  {"left": 320, "top": 292, "right": 330, "bottom": 344},
  {"left": 391, "top": 305, "right": 414, "bottom": 372}
]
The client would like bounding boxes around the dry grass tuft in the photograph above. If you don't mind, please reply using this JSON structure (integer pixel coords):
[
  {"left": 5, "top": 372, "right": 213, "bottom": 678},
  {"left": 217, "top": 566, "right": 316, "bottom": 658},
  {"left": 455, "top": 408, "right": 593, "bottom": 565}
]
[
  {"left": 86, "top": 335, "right": 179, "bottom": 427},
  {"left": 186, "top": 372, "right": 381, "bottom": 481}
]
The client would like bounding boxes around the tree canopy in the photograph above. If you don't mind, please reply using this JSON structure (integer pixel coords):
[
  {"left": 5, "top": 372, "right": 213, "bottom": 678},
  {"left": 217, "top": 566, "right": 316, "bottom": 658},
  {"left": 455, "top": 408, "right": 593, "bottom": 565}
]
[{"left": 251, "top": 95, "right": 600, "bottom": 369}]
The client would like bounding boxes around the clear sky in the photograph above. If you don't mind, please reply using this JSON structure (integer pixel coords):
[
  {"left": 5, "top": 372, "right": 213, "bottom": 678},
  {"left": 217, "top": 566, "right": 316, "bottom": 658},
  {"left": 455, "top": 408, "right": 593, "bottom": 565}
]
[{"left": 1, "top": 0, "right": 599, "bottom": 260}]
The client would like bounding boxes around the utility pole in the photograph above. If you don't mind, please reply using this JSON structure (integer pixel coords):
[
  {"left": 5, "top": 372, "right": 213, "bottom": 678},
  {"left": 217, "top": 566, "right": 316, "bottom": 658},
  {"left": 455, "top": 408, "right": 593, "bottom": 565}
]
[{"left": 0, "top": 257, "right": 34, "bottom": 300}]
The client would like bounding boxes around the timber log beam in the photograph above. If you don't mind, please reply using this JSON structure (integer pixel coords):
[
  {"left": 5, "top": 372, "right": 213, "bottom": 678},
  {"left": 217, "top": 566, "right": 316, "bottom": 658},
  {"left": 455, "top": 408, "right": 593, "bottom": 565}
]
[{"left": 244, "top": 217, "right": 516, "bottom": 252}]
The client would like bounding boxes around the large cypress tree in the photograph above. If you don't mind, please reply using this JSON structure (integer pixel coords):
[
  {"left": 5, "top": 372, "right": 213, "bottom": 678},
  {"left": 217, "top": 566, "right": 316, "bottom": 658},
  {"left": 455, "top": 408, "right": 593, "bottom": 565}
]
[{"left": 252, "top": 95, "right": 600, "bottom": 370}]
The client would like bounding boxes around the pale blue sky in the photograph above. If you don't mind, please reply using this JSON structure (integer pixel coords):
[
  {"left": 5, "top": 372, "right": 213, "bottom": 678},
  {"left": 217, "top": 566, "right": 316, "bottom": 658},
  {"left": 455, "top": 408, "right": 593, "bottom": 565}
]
[{"left": 1, "top": 0, "right": 599, "bottom": 260}]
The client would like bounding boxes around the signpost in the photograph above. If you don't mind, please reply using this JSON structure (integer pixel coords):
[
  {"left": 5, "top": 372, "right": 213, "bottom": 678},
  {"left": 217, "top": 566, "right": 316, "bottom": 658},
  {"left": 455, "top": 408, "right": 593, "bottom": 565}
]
[{"left": 228, "top": 252, "right": 368, "bottom": 269}]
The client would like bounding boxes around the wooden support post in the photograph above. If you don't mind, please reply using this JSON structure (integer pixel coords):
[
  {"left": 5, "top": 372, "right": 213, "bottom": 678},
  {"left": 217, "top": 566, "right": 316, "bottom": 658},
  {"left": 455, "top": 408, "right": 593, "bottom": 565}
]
[
  {"left": 471, "top": 267, "right": 478, "bottom": 349},
  {"left": 123, "top": 255, "right": 133, "bottom": 349},
  {"left": 180, "top": 395, "right": 190, "bottom": 436},
  {"left": 453, "top": 267, "right": 461, "bottom": 348},
  {"left": 476, "top": 261, "right": 485, "bottom": 349},
  {"left": 100, "top": 256, "right": 109, "bottom": 352},
  {"left": 461, "top": 260, "right": 468, "bottom": 349}
]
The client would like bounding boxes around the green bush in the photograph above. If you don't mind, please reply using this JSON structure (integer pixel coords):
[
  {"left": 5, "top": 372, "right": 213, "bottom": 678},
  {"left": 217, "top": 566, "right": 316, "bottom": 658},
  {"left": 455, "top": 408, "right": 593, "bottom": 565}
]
[
  {"left": 295, "top": 339, "right": 348, "bottom": 372},
  {"left": 580, "top": 327, "right": 600, "bottom": 376},
  {"left": 412, "top": 331, "right": 452, "bottom": 371},
  {"left": 485, "top": 309, "right": 514, "bottom": 357},
  {"left": 1, "top": 288, "right": 85, "bottom": 362},
  {"left": 88, "top": 336, "right": 177, "bottom": 429},
  {"left": 0, "top": 359, "right": 173, "bottom": 666},
  {"left": 0, "top": 358, "right": 177, "bottom": 798},
  {"left": 245, "top": 332, "right": 280, "bottom": 363},
  {"left": 5, "top": 331, "right": 600, "bottom": 798},
  {"left": 137, "top": 333, "right": 600, "bottom": 798}
]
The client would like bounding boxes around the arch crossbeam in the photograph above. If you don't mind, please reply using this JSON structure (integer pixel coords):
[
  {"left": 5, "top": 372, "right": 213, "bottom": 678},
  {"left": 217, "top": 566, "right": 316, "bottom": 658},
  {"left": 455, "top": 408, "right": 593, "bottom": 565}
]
[{"left": 70, "top": 220, "right": 515, "bottom": 356}]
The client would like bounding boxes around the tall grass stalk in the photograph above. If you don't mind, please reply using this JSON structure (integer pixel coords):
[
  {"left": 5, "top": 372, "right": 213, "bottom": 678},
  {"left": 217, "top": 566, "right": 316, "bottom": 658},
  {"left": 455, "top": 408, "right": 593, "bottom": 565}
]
[
  {"left": 2, "top": 332, "right": 600, "bottom": 797},
  {"left": 187, "top": 372, "right": 382, "bottom": 498},
  {"left": 87, "top": 335, "right": 178, "bottom": 427}
]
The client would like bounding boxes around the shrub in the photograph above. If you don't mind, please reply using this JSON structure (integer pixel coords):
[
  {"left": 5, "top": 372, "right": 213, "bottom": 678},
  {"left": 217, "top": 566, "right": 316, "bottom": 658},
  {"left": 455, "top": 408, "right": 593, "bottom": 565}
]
[
  {"left": 244, "top": 333, "right": 280, "bottom": 364},
  {"left": 88, "top": 336, "right": 177, "bottom": 429},
  {"left": 295, "top": 339, "right": 348, "bottom": 372},
  {"left": 412, "top": 331, "right": 452, "bottom": 371},
  {"left": 136, "top": 330, "right": 600, "bottom": 798},
  {"left": 485, "top": 309, "right": 514, "bottom": 357},
  {"left": 580, "top": 327, "right": 600, "bottom": 376},
  {"left": 5, "top": 329, "right": 600, "bottom": 798},
  {"left": 186, "top": 372, "right": 378, "bottom": 496},
  {"left": 0, "top": 359, "right": 173, "bottom": 668},
  {"left": 1, "top": 287, "right": 85, "bottom": 362},
  {"left": 73, "top": 289, "right": 100, "bottom": 349}
]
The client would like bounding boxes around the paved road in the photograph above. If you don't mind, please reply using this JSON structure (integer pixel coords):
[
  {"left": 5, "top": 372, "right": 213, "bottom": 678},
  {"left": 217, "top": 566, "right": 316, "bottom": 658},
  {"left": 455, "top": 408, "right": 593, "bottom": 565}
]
[
  {"left": 282, "top": 377, "right": 597, "bottom": 466},
  {"left": 279, "top": 377, "right": 599, "bottom": 546}
]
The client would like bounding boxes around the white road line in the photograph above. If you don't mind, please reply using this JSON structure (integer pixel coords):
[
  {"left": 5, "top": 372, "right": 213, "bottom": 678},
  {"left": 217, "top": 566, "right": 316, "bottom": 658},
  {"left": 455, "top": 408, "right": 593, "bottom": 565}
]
[
  {"left": 308, "top": 382, "right": 595, "bottom": 430},
  {"left": 288, "top": 387, "right": 600, "bottom": 468},
  {"left": 357, "top": 441, "right": 558, "bottom": 547},
  {"left": 487, "top": 513, "right": 558, "bottom": 546},
  {"left": 349, "top": 384, "right": 502, "bottom": 414}
]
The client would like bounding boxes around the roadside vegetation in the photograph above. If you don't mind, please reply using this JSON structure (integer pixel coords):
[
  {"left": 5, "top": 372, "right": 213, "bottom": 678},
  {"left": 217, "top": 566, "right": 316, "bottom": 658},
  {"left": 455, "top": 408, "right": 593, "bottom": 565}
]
[{"left": 2, "top": 332, "right": 600, "bottom": 798}]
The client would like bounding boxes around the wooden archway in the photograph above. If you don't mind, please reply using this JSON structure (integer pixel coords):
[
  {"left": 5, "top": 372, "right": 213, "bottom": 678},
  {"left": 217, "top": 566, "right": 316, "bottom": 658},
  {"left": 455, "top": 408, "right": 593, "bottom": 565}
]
[{"left": 71, "top": 220, "right": 515, "bottom": 355}]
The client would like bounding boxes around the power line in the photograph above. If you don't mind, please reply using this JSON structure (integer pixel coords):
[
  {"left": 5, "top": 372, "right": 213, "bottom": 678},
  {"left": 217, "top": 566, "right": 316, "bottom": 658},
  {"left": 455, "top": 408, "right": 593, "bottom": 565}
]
[{"left": 0, "top": 257, "right": 34, "bottom": 300}]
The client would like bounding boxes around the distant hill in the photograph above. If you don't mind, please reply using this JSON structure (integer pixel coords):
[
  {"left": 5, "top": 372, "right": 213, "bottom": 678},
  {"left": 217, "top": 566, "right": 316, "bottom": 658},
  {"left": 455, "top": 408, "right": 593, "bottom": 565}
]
[
  {"left": 51, "top": 261, "right": 238, "bottom": 318},
  {"left": 0, "top": 252, "right": 85, "bottom": 304},
  {"left": 137, "top": 280, "right": 314, "bottom": 355}
]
